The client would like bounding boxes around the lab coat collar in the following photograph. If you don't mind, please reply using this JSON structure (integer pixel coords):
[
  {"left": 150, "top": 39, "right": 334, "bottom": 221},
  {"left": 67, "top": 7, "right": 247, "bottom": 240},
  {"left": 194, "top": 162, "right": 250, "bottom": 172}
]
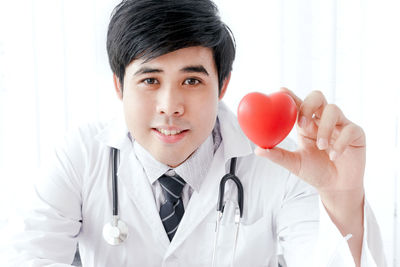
[
  {"left": 217, "top": 101, "right": 254, "bottom": 160},
  {"left": 95, "top": 114, "right": 131, "bottom": 150},
  {"left": 94, "top": 115, "right": 171, "bottom": 251}
]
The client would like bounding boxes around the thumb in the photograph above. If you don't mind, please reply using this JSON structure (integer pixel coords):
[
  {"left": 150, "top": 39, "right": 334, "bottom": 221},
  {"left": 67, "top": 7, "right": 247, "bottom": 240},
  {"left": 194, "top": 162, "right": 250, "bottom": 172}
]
[{"left": 254, "top": 146, "right": 300, "bottom": 176}]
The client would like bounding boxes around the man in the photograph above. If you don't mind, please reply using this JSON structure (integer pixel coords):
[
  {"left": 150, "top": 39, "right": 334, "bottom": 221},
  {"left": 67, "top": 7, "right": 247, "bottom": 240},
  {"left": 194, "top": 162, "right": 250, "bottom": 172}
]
[{"left": 11, "top": 0, "right": 386, "bottom": 266}]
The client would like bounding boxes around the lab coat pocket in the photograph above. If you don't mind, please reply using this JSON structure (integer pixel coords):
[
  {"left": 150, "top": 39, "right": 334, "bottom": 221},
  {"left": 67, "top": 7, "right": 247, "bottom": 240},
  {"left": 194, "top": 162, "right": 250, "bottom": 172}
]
[
  {"left": 235, "top": 215, "right": 275, "bottom": 266},
  {"left": 209, "top": 201, "right": 275, "bottom": 267}
]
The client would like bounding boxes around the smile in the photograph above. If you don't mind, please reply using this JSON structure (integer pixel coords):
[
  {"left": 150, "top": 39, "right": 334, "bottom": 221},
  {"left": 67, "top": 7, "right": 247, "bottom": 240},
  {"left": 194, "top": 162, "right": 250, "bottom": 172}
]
[
  {"left": 156, "top": 128, "right": 182, "bottom": 136},
  {"left": 153, "top": 128, "right": 189, "bottom": 144}
]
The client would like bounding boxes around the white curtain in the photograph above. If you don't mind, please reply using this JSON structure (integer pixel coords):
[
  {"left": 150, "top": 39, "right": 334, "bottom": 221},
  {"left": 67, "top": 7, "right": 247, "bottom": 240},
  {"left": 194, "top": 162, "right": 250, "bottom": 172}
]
[{"left": 0, "top": 0, "right": 399, "bottom": 265}]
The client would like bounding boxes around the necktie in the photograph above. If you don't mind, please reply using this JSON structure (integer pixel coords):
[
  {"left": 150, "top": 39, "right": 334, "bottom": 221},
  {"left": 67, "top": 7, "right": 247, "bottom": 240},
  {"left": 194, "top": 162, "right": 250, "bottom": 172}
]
[{"left": 158, "top": 173, "right": 186, "bottom": 241}]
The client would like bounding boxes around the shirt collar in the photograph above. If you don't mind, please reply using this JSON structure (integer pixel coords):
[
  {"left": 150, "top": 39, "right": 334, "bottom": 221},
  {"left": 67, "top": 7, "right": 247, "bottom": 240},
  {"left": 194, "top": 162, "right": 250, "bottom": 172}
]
[
  {"left": 133, "top": 130, "right": 215, "bottom": 193},
  {"left": 173, "top": 133, "right": 214, "bottom": 192},
  {"left": 133, "top": 141, "right": 170, "bottom": 185}
]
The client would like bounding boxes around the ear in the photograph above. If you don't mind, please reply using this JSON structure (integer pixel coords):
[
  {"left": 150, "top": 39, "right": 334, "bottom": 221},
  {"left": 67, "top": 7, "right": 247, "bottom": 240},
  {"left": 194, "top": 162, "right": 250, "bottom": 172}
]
[
  {"left": 218, "top": 72, "right": 231, "bottom": 100},
  {"left": 113, "top": 73, "right": 123, "bottom": 101}
]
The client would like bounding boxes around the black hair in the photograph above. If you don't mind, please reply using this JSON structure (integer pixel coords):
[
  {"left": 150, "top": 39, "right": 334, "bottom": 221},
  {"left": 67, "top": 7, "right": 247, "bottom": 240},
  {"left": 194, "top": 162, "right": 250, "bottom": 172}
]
[{"left": 106, "top": 0, "right": 235, "bottom": 94}]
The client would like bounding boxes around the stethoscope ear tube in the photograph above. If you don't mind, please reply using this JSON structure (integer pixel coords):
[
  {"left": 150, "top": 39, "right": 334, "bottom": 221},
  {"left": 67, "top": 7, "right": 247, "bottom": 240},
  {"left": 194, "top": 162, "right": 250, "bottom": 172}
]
[
  {"left": 112, "top": 148, "right": 119, "bottom": 216},
  {"left": 216, "top": 158, "right": 244, "bottom": 218}
]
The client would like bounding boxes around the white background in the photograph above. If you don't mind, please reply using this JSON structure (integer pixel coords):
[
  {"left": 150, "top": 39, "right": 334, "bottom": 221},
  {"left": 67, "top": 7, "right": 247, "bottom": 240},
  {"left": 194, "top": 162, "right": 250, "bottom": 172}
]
[{"left": 0, "top": 0, "right": 399, "bottom": 265}]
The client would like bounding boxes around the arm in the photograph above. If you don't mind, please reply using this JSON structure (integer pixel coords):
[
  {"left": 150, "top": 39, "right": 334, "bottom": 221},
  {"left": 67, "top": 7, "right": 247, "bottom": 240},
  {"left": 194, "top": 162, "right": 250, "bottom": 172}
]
[
  {"left": 256, "top": 88, "right": 385, "bottom": 266},
  {"left": 311, "top": 196, "right": 387, "bottom": 266},
  {"left": 11, "top": 131, "right": 84, "bottom": 266}
]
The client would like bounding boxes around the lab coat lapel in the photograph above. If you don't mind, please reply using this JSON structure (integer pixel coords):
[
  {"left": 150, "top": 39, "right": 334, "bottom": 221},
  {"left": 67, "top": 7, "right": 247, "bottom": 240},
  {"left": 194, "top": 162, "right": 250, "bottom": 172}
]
[
  {"left": 117, "top": 146, "right": 170, "bottom": 250},
  {"left": 165, "top": 144, "right": 226, "bottom": 257},
  {"left": 96, "top": 115, "right": 170, "bottom": 250}
]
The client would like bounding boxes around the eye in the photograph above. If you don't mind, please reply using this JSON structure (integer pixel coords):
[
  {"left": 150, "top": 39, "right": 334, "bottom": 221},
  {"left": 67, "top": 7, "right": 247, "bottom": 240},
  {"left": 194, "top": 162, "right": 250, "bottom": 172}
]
[
  {"left": 142, "top": 78, "right": 159, "bottom": 85},
  {"left": 183, "top": 78, "right": 201, "bottom": 85}
]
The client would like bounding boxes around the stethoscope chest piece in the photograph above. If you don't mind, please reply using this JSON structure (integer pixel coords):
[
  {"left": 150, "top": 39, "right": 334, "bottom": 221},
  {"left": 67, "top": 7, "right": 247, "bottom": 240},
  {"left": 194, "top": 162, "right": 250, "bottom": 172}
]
[{"left": 103, "top": 216, "right": 128, "bottom": 245}]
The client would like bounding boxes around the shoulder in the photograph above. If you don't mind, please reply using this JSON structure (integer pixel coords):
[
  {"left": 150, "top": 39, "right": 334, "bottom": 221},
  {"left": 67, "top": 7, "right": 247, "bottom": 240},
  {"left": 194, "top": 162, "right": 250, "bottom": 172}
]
[
  {"left": 51, "top": 118, "right": 124, "bottom": 173},
  {"left": 59, "top": 121, "right": 109, "bottom": 157}
]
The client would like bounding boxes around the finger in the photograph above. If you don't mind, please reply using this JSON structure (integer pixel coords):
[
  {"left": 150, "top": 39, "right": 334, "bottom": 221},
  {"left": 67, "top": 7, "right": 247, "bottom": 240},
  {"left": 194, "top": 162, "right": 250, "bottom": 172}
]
[
  {"left": 254, "top": 146, "right": 301, "bottom": 177},
  {"left": 280, "top": 87, "right": 303, "bottom": 109},
  {"left": 330, "top": 123, "right": 365, "bottom": 161},
  {"left": 316, "top": 104, "right": 348, "bottom": 150},
  {"left": 299, "top": 91, "right": 327, "bottom": 129},
  {"left": 279, "top": 87, "right": 308, "bottom": 129}
]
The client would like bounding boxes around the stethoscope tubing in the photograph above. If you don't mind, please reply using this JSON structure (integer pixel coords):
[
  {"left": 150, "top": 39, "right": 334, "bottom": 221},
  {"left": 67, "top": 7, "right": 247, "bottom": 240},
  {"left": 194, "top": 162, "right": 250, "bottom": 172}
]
[
  {"left": 107, "top": 147, "right": 244, "bottom": 266},
  {"left": 112, "top": 148, "right": 119, "bottom": 216},
  {"left": 103, "top": 148, "right": 128, "bottom": 246},
  {"left": 217, "top": 157, "right": 244, "bottom": 218},
  {"left": 212, "top": 157, "right": 243, "bottom": 267}
]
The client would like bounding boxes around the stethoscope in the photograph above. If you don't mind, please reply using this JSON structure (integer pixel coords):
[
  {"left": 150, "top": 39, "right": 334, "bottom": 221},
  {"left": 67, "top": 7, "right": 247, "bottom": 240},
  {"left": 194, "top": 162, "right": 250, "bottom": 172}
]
[
  {"left": 102, "top": 148, "right": 128, "bottom": 245},
  {"left": 102, "top": 147, "right": 244, "bottom": 266},
  {"left": 212, "top": 157, "right": 244, "bottom": 267}
]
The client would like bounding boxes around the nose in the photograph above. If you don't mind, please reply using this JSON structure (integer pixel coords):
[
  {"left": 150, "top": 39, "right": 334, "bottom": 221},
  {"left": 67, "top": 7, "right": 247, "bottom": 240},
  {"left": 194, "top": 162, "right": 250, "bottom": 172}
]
[{"left": 156, "top": 86, "right": 184, "bottom": 117}]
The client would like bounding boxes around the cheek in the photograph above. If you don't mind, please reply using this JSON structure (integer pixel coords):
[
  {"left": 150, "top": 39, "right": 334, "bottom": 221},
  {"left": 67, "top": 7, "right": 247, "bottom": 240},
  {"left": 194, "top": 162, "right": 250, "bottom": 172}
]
[
  {"left": 192, "top": 94, "right": 219, "bottom": 130},
  {"left": 122, "top": 94, "right": 153, "bottom": 132}
]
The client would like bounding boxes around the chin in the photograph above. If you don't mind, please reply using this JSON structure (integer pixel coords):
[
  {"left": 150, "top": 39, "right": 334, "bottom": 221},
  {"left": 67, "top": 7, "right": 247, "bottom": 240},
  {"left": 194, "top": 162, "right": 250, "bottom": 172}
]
[
  {"left": 166, "top": 157, "right": 186, "bottom": 168},
  {"left": 158, "top": 152, "right": 191, "bottom": 168}
]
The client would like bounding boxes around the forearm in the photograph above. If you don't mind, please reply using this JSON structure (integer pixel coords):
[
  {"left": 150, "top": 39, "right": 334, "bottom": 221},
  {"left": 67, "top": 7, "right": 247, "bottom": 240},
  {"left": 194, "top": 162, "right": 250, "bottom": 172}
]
[{"left": 320, "top": 188, "right": 365, "bottom": 267}]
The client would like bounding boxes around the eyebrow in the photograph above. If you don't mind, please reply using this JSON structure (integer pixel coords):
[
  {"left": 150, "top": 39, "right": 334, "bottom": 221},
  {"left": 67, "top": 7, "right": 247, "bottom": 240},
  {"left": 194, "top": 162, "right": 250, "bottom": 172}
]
[
  {"left": 133, "top": 65, "right": 209, "bottom": 76},
  {"left": 134, "top": 67, "right": 162, "bottom": 76},
  {"left": 180, "top": 65, "right": 209, "bottom": 76}
]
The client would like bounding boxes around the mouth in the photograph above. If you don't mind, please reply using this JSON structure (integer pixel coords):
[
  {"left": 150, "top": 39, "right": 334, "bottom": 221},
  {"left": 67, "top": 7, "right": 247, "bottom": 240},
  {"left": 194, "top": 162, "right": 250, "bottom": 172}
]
[
  {"left": 155, "top": 128, "right": 184, "bottom": 136},
  {"left": 152, "top": 127, "right": 189, "bottom": 144}
]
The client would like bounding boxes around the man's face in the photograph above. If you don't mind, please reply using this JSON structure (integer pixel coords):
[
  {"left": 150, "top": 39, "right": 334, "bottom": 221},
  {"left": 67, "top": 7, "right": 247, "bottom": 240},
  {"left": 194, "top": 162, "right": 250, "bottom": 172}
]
[{"left": 116, "top": 46, "right": 227, "bottom": 167}]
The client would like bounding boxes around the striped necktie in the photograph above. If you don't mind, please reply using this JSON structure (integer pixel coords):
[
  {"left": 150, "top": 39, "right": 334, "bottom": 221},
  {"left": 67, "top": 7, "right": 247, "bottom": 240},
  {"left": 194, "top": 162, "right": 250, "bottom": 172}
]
[{"left": 158, "top": 173, "right": 186, "bottom": 241}]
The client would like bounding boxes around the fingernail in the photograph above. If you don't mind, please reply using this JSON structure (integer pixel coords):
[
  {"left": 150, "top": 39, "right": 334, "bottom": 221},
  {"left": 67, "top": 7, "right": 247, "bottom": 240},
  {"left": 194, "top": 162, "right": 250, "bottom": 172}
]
[
  {"left": 317, "top": 138, "right": 328, "bottom": 150},
  {"left": 299, "top": 116, "right": 307, "bottom": 128},
  {"left": 329, "top": 150, "right": 337, "bottom": 161}
]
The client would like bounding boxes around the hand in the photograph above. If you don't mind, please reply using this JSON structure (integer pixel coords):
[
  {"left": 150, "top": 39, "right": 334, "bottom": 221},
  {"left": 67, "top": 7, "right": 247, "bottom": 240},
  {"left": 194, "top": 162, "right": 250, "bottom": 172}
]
[
  {"left": 255, "top": 88, "right": 365, "bottom": 194},
  {"left": 255, "top": 87, "right": 365, "bottom": 265}
]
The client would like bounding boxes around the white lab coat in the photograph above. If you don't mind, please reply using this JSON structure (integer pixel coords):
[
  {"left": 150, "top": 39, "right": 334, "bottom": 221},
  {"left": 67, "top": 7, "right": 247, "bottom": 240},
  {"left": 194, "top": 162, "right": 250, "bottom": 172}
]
[{"left": 11, "top": 102, "right": 386, "bottom": 267}]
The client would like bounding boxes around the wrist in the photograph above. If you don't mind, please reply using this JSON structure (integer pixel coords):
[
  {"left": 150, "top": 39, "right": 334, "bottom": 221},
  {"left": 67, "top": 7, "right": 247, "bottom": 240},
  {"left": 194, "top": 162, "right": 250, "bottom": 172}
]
[
  {"left": 320, "top": 188, "right": 365, "bottom": 235},
  {"left": 320, "top": 188, "right": 365, "bottom": 267}
]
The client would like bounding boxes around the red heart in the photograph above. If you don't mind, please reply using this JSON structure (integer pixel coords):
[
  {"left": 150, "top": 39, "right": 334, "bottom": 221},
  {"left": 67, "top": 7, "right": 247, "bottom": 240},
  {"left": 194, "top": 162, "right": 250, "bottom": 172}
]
[{"left": 237, "top": 91, "right": 297, "bottom": 149}]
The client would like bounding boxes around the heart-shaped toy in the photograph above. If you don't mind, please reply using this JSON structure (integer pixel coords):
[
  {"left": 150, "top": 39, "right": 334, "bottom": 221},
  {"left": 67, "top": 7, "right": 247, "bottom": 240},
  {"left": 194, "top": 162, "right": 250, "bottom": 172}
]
[{"left": 237, "top": 91, "right": 297, "bottom": 149}]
